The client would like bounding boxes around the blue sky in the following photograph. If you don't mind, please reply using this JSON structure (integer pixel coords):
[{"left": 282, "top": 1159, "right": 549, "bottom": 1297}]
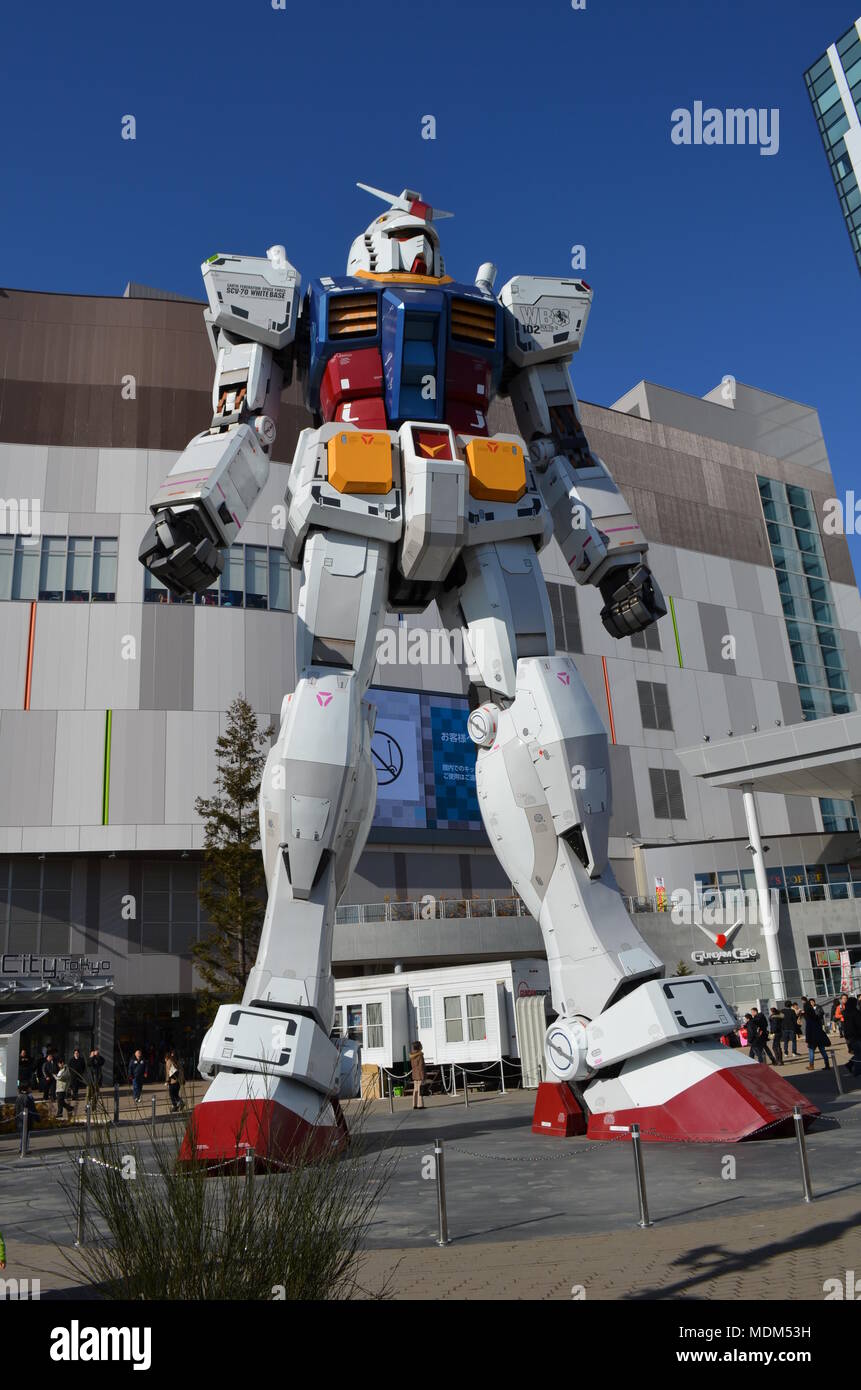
[{"left": 1, "top": 0, "right": 858, "bottom": 579}]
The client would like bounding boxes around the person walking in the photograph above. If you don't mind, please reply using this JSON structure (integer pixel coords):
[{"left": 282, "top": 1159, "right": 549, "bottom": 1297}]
[
  {"left": 55, "top": 1059, "right": 71, "bottom": 1120},
  {"left": 129, "top": 1049, "right": 147, "bottom": 1105},
  {"left": 409, "top": 1040, "right": 426, "bottom": 1110},
  {"left": 165, "top": 1050, "right": 185, "bottom": 1112},
  {"left": 41, "top": 1050, "right": 57, "bottom": 1102},
  {"left": 781, "top": 1001, "right": 799, "bottom": 1058},
  {"left": 841, "top": 995, "right": 861, "bottom": 1077},
  {"left": 18, "top": 1049, "right": 33, "bottom": 1088},
  {"left": 804, "top": 1000, "right": 831, "bottom": 1070},
  {"left": 68, "top": 1048, "right": 86, "bottom": 1103},
  {"left": 768, "top": 1008, "right": 784, "bottom": 1065}
]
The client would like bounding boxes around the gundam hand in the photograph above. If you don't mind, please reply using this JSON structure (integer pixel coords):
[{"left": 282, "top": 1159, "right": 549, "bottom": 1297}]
[
  {"left": 139, "top": 505, "right": 224, "bottom": 598},
  {"left": 598, "top": 562, "right": 667, "bottom": 639}
]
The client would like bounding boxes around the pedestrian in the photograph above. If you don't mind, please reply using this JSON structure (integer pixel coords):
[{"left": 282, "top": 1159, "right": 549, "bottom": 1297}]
[
  {"left": 738, "top": 1021, "right": 749, "bottom": 1047},
  {"left": 841, "top": 995, "right": 861, "bottom": 1077},
  {"left": 165, "top": 1051, "right": 185, "bottom": 1112},
  {"left": 18, "top": 1049, "right": 33, "bottom": 1088},
  {"left": 55, "top": 1058, "right": 71, "bottom": 1120},
  {"left": 781, "top": 1001, "right": 799, "bottom": 1058},
  {"left": 409, "top": 1040, "right": 426, "bottom": 1110},
  {"left": 129, "top": 1049, "right": 146, "bottom": 1105},
  {"left": 832, "top": 999, "right": 845, "bottom": 1038},
  {"left": 769, "top": 1008, "right": 784, "bottom": 1065},
  {"left": 41, "top": 1050, "right": 57, "bottom": 1102},
  {"left": 86, "top": 1047, "right": 105, "bottom": 1109},
  {"left": 804, "top": 1000, "right": 831, "bottom": 1070},
  {"left": 68, "top": 1048, "right": 86, "bottom": 1103}
]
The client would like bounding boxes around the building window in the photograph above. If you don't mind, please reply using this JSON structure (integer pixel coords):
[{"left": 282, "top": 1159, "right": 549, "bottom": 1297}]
[
  {"left": 366, "top": 1001, "right": 384, "bottom": 1049},
  {"left": 649, "top": 767, "right": 686, "bottom": 820},
  {"left": 547, "top": 582, "right": 582, "bottom": 654},
  {"left": 346, "top": 1005, "right": 363, "bottom": 1046},
  {"left": 0, "top": 858, "right": 73, "bottom": 954},
  {"left": 631, "top": 623, "right": 661, "bottom": 652},
  {"left": 466, "top": 993, "right": 486, "bottom": 1042},
  {"left": 331, "top": 1006, "right": 344, "bottom": 1037},
  {"left": 144, "top": 543, "right": 291, "bottom": 611},
  {"left": 636, "top": 679, "right": 673, "bottom": 731},
  {"left": 820, "top": 798, "right": 859, "bottom": 833},
  {"left": 416, "top": 994, "right": 432, "bottom": 1030},
  {"left": 443, "top": 995, "right": 464, "bottom": 1043},
  {"left": 136, "top": 860, "right": 206, "bottom": 956},
  {"left": 0, "top": 535, "right": 119, "bottom": 603}
]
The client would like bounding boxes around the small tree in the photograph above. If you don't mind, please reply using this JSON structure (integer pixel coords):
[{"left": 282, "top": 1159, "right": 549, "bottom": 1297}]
[
  {"left": 673, "top": 959, "right": 693, "bottom": 977},
  {"left": 193, "top": 695, "right": 274, "bottom": 1022}
]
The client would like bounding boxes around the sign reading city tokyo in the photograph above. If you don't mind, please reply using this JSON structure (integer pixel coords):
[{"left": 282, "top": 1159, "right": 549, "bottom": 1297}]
[
  {"left": 690, "top": 922, "right": 759, "bottom": 967},
  {"left": 0, "top": 954, "right": 111, "bottom": 977}
]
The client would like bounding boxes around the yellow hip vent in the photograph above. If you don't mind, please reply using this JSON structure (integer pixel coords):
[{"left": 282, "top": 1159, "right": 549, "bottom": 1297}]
[
  {"left": 327, "top": 431, "right": 392, "bottom": 494},
  {"left": 466, "top": 438, "right": 526, "bottom": 502}
]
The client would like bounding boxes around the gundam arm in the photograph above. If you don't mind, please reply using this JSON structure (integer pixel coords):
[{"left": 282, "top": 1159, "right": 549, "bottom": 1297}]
[
  {"left": 139, "top": 246, "right": 301, "bottom": 596},
  {"left": 498, "top": 275, "right": 666, "bottom": 639}
]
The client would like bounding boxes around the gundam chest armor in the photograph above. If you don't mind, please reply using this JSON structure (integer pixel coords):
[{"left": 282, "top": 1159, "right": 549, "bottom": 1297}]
[{"left": 140, "top": 184, "right": 815, "bottom": 1165}]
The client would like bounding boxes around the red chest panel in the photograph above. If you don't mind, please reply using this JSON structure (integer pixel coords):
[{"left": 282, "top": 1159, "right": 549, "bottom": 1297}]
[{"left": 318, "top": 345, "right": 490, "bottom": 435}]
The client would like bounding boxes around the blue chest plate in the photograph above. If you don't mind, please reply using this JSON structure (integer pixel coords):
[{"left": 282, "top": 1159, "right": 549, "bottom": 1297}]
[{"left": 306, "top": 277, "right": 503, "bottom": 425}]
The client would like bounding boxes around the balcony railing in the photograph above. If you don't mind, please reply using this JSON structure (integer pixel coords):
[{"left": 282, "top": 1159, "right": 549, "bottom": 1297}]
[{"left": 334, "top": 894, "right": 664, "bottom": 924}]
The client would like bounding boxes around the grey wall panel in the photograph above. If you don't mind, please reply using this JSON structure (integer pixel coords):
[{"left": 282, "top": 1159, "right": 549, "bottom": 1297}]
[
  {"left": 606, "top": 658, "right": 641, "bottom": 745},
  {"left": 694, "top": 670, "right": 732, "bottom": 743},
  {"left": 731, "top": 561, "right": 767, "bottom": 615},
  {"left": 139, "top": 603, "right": 194, "bottom": 711},
  {"left": 839, "top": 628, "right": 861, "bottom": 699},
  {"left": 646, "top": 543, "right": 682, "bottom": 599},
  {"left": 703, "top": 554, "right": 737, "bottom": 608},
  {"left": 722, "top": 609, "right": 762, "bottom": 679},
  {"left": 164, "top": 711, "right": 221, "bottom": 824},
  {"left": 85, "top": 603, "right": 142, "bottom": 710},
  {"left": 51, "top": 710, "right": 104, "bottom": 826},
  {"left": 777, "top": 681, "right": 804, "bottom": 725},
  {"left": 699, "top": 602, "right": 735, "bottom": 675},
  {"left": 786, "top": 797, "right": 819, "bottom": 834},
  {"left": 109, "top": 710, "right": 166, "bottom": 824},
  {"left": 68, "top": 511, "right": 120, "bottom": 536},
  {"left": 0, "top": 710, "right": 57, "bottom": 825},
  {"left": 664, "top": 667, "right": 704, "bottom": 745},
  {"left": 751, "top": 611, "right": 793, "bottom": 684},
  {"left": 194, "top": 607, "right": 246, "bottom": 712},
  {"left": 756, "top": 789, "right": 791, "bottom": 837},
  {"left": 672, "top": 546, "right": 711, "bottom": 606},
  {"left": 608, "top": 744, "right": 639, "bottom": 838},
  {"left": 95, "top": 449, "right": 150, "bottom": 515},
  {"left": 724, "top": 674, "right": 759, "bottom": 737},
  {"left": 0, "top": 603, "right": 32, "bottom": 709},
  {"left": 29, "top": 604, "right": 89, "bottom": 710},
  {"left": 44, "top": 446, "right": 99, "bottom": 511},
  {"left": 0, "top": 442, "right": 48, "bottom": 502},
  {"left": 669, "top": 595, "right": 707, "bottom": 671},
  {"left": 243, "top": 612, "right": 295, "bottom": 714},
  {"left": 751, "top": 678, "right": 787, "bottom": 731}
]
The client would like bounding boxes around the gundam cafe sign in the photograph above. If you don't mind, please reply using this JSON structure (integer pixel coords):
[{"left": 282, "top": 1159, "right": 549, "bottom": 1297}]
[
  {"left": 0, "top": 954, "right": 111, "bottom": 977},
  {"left": 669, "top": 889, "right": 764, "bottom": 967}
]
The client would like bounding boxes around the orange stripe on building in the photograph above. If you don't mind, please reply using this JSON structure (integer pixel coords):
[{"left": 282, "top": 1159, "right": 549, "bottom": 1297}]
[
  {"left": 601, "top": 655, "right": 616, "bottom": 745},
  {"left": 24, "top": 601, "right": 36, "bottom": 710}
]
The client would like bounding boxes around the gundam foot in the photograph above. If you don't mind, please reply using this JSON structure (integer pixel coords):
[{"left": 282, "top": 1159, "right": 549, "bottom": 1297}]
[{"left": 179, "top": 1071, "right": 349, "bottom": 1172}]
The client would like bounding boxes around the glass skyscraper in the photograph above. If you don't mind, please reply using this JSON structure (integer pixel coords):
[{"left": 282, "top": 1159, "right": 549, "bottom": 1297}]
[{"left": 805, "top": 17, "right": 861, "bottom": 274}]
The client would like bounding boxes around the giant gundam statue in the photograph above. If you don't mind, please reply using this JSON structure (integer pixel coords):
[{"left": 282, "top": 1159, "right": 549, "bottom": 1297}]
[{"left": 141, "top": 185, "right": 814, "bottom": 1160}]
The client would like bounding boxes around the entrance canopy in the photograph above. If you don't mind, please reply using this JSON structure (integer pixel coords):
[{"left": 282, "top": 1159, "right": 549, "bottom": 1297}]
[{"left": 677, "top": 710, "right": 861, "bottom": 799}]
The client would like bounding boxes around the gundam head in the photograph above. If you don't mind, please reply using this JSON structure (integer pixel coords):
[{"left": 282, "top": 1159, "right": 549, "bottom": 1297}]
[{"left": 347, "top": 183, "right": 453, "bottom": 279}]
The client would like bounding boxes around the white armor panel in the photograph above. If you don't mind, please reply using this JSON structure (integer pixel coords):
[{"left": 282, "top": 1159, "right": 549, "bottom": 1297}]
[
  {"left": 498, "top": 274, "right": 592, "bottom": 366},
  {"left": 199, "top": 1003, "right": 340, "bottom": 1096},
  {"left": 202, "top": 247, "right": 301, "bottom": 351},
  {"left": 149, "top": 422, "right": 270, "bottom": 547},
  {"left": 284, "top": 424, "right": 403, "bottom": 564},
  {"left": 399, "top": 422, "right": 465, "bottom": 582}
]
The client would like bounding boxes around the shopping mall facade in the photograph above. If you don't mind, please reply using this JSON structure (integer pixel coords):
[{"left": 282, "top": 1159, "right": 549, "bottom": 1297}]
[{"left": 0, "top": 284, "right": 859, "bottom": 1079}]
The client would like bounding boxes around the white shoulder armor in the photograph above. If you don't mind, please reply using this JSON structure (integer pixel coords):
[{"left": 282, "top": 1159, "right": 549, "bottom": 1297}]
[
  {"left": 202, "top": 247, "right": 301, "bottom": 351},
  {"left": 498, "top": 275, "right": 592, "bottom": 367}
]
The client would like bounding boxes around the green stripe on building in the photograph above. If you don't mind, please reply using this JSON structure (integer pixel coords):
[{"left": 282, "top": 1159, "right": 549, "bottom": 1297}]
[
  {"left": 668, "top": 596, "right": 683, "bottom": 668},
  {"left": 102, "top": 709, "right": 112, "bottom": 825}
]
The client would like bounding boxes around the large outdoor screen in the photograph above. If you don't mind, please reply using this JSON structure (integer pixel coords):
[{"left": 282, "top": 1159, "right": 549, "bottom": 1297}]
[{"left": 365, "top": 687, "right": 482, "bottom": 835}]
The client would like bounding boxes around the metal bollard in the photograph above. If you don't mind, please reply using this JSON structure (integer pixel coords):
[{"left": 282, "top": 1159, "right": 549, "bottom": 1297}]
[
  {"left": 20, "top": 1104, "right": 30, "bottom": 1158},
  {"left": 245, "top": 1148, "right": 255, "bottom": 1195},
  {"left": 74, "top": 1154, "right": 86, "bottom": 1247},
  {"left": 833, "top": 1059, "right": 845, "bottom": 1096},
  {"left": 500, "top": 1060, "right": 506, "bottom": 1095},
  {"left": 793, "top": 1105, "right": 813, "bottom": 1203},
  {"left": 388, "top": 1073, "right": 394, "bottom": 1115},
  {"left": 434, "top": 1137, "right": 451, "bottom": 1247},
  {"left": 451, "top": 1064, "right": 457, "bottom": 1098},
  {"left": 113, "top": 1082, "right": 120, "bottom": 1125},
  {"left": 151, "top": 1094, "right": 157, "bottom": 1129},
  {"left": 85, "top": 1102, "right": 92, "bottom": 1149},
  {"left": 630, "top": 1124, "right": 653, "bottom": 1228},
  {"left": 462, "top": 1068, "right": 469, "bottom": 1108}
]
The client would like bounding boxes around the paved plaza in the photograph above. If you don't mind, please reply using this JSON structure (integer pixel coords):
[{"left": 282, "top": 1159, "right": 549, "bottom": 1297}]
[{"left": 1, "top": 1047, "right": 859, "bottom": 1300}]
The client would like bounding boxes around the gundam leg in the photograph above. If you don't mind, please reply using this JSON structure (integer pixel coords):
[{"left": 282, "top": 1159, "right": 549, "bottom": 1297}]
[
  {"left": 182, "top": 530, "right": 390, "bottom": 1167},
  {"left": 446, "top": 540, "right": 817, "bottom": 1143}
]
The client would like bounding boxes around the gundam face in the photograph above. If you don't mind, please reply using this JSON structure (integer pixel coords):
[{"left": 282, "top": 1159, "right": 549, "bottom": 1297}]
[{"left": 345, "top": 183, "right": 450, "bottom": 279}]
